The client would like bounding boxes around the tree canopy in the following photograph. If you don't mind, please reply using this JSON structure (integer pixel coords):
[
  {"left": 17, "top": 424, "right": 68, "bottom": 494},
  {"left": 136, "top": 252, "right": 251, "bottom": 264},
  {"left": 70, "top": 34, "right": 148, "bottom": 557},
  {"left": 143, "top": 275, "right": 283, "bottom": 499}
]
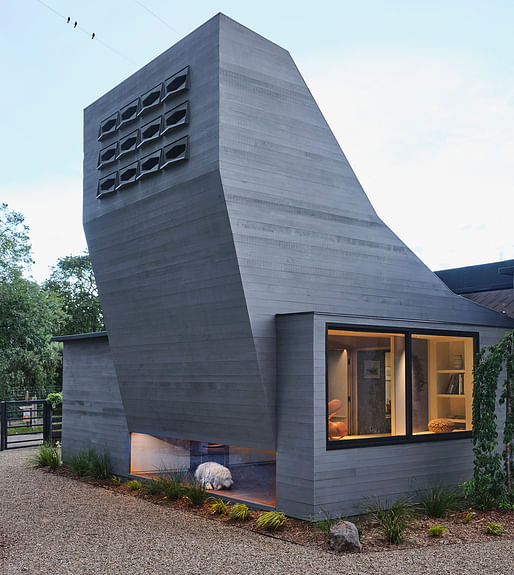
[
  {"left": 0, "top": 203, "right": 33, "bottom": 279},
  {"left": 44, "top": 253, "right": 105, "bottom": 335},
  {"left": 0, "top": 205, "right": 104, "bottom": 400}
]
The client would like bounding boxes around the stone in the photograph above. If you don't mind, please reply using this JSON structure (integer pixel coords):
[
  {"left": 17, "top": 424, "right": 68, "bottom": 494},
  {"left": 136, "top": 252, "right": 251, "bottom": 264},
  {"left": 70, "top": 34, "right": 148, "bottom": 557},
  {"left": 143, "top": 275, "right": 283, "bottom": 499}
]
[{"left": 329, "top": 521, "right": 362, "bottom": 553}]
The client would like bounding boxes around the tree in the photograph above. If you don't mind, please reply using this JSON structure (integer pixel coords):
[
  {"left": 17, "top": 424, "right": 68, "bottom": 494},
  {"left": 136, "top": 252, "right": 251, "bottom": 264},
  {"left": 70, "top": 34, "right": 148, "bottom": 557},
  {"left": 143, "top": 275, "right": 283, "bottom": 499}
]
[
  {"left": 44, "top": 253, "right": 105, "bottom": 335},
  {"left": 0, "top": 276, "right": 66, "bottom": 399},
  {"left": 0, "top": 203, "right": 33, "bottom": 280}
]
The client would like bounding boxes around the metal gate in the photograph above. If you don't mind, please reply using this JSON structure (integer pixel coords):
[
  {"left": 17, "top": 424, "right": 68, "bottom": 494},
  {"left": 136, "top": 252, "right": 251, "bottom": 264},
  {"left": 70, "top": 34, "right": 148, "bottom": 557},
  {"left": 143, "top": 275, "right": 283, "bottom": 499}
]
[{"left": 0, "top": 400, "right": 56, "bottom": 450}]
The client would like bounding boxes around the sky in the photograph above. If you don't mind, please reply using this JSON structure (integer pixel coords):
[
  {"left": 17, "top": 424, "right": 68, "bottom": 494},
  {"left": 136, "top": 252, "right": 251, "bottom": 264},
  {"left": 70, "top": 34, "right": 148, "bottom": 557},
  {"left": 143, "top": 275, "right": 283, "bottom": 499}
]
[{"left": 2, "top": 0, "right": 513, "bottom": 282}]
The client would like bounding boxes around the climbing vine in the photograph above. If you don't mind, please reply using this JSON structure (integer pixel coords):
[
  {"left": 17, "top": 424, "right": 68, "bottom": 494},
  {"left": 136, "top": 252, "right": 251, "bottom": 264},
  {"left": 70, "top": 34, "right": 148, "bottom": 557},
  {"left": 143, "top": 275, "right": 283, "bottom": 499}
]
[{"left": 467, "top": 330, "right": 514, "bottom": 509}]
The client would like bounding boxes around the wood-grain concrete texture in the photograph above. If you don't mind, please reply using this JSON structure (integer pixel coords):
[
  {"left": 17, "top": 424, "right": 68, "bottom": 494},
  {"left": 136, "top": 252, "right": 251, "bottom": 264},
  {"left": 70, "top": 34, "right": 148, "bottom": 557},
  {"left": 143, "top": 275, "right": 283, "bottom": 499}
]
[
  {"left": 60, "top": 334, "right": 129, "bottom": 476},
  {"left": 84, "top": 16, "right": 275, "bottom": 449}
]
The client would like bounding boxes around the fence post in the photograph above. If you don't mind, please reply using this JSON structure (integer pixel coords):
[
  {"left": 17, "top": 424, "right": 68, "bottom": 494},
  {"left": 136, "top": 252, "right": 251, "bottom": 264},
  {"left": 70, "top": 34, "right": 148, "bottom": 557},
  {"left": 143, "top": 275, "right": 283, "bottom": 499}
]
[
  {"left": 43, "top": 401, "right": 51, "bottom": 443},
  {"left": 0, "top": 401, "right": 7, "bottom": 451}
]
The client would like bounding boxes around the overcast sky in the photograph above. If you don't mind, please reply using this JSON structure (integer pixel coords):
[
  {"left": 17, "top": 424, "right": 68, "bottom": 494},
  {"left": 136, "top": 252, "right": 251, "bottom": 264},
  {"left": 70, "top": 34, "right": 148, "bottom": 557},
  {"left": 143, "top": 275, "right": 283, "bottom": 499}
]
[{"left": 2, "top": 0, "right": 513, "bottom": 282}]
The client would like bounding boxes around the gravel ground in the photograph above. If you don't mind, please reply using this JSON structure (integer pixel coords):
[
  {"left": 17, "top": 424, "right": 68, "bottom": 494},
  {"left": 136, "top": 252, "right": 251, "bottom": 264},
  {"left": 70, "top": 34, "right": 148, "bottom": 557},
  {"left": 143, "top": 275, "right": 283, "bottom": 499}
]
[{"left": 1, "top": 449, "right": 513, "bottom": 575}]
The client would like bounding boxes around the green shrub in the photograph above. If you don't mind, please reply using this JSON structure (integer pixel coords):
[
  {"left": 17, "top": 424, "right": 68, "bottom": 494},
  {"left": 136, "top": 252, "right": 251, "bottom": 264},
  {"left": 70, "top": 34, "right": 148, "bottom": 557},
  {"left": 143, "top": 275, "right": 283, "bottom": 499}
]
[
  {"left": 428, "top": 524, "right": 448, "bottom": 537},
  {"left": 418, "top": 486, "right": 459, "bottom": 517},
  {"left": 208, "top": 497, "right": 229, "bottom": 515},
  {"left": 255, "top": 511, "right": 287, "bottom": 531},
  {"left": 229, "top": 503, "right": 250, "bottom": 521},
  {"left": 127, "top": 480, "right": 141, "bottom": 491},
  {"left": 485, "top": 522, "right": 505, "bottom": 535},
  {"left": 68, "top": 448, "right": 110, "bottom": 479},
  {"left": 111, "top": 475, "right": 121, "bottom": 485},
  {"left": 184, "top": 481, "right": 207, "bottom": 506},
  {"left": 30, "top": 441, "right": 60, "bottom": 469},
  {"left": 365, "top": 497, "right": 415, "bottom": 544}
]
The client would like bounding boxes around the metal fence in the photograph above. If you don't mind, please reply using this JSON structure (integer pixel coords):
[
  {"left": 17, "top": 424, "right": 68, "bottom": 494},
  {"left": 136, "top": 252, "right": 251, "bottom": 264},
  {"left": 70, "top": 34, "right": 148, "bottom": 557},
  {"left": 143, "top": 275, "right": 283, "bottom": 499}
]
[{"left": 0, "top": 400, "right": 60, "bottom": 450}]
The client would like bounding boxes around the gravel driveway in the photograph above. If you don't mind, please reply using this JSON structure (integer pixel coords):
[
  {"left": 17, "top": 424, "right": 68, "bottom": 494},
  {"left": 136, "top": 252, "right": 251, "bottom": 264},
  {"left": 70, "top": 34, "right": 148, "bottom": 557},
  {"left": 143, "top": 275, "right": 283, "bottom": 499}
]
[{"left": 1, "top": 449, "right": 513, "bottom": 575}]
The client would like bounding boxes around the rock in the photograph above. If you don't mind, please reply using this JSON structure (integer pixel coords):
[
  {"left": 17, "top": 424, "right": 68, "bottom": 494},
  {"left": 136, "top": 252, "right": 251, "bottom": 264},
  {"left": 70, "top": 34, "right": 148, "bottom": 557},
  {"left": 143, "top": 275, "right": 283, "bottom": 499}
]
[{"left": 329, "top": 521, "right": 362, "bottom": 553}]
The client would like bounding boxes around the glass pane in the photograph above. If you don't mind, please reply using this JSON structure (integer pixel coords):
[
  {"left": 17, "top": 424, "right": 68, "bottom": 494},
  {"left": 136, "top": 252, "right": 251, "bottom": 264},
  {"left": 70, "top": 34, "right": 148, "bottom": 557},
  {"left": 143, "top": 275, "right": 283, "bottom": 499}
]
[
  {"left": 412, "top": 334, "right": 474, "bottom": 434},
  {"left": 130, "top": 433, "right": 276, "bottom": 506},
  {"left": 327, "top": 330, "right": 406, "bottom": 440}
]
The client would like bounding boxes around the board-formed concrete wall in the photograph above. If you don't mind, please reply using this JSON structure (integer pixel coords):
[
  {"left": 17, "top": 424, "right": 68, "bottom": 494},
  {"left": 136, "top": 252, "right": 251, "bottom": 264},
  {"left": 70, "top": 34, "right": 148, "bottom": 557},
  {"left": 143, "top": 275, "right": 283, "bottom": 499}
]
[{"left": 60, "top": 334, "right": 129, "bottom": 476}]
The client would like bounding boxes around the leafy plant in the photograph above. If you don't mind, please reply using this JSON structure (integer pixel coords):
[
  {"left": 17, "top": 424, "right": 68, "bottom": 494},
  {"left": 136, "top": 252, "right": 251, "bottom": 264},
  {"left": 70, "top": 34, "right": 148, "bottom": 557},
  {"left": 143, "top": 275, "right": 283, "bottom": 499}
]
[
  {"left": 463, "top": 511, "right": 475, "bottom": 524},
  {"left": 46, "top": 392, "right": 62, "bottom": 413},
  {"left": 30, "top": 441, "right": 60, "bottom": 469},
  {"left": 485, "top": 522, "right": 505, "bottom": 535},
  {"left": 208, "top": 497, "right": 229, "bottom": 515},
  {"left": 418, "top": 486, "right": 459, "bottom": 517},
  {"left": 229, "top": 503, "right": 250, "bottom": 521},
  {"left": 111, "top": 475, "right": 121, "bottom": 485},
  {"left": 365, "top": 497, "right": 415, "bottom": 544},
  {"left": 127, "top": 480, "right": 141, "bottom": 491},
  {"left": 469, "top": 330, "right": 514, "bottom": 509},
  {"left": 255, "top": 511, "right": 287, "bottom": 531},
  {"left": 184, "top": 481, "right": 206, "bottom": 506},
  {"left": 428, "top": 524, "right": 448, "bottom": 537}
]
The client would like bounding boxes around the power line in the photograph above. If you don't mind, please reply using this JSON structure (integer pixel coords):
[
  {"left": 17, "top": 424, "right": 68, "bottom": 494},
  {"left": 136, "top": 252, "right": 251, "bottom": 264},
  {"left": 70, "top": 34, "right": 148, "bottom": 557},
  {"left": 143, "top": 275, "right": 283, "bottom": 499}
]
[
  {"left": 33, "top": 0, "right": 135, "bottom": 64},
  {"left": 134, "top": 0, "right": 182, "bottom": 37}
]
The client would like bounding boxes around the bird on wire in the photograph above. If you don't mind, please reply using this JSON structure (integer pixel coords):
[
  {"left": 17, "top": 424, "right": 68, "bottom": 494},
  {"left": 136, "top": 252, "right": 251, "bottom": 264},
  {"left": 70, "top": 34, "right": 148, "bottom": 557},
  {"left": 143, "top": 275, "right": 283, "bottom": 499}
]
[
  {"left": 67, "top": 16, "right": 70, "bottom": 23},
  {"left": 74, "top": 21, "right": 77, "bottom": 28}
]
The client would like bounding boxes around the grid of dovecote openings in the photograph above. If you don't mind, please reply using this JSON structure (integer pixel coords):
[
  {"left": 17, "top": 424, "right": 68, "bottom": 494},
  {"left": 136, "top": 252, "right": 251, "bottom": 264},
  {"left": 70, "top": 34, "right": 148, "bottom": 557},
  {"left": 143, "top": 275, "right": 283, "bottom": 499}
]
[{"left": 96, "top": 66, "right": 190, "bottom": 198}]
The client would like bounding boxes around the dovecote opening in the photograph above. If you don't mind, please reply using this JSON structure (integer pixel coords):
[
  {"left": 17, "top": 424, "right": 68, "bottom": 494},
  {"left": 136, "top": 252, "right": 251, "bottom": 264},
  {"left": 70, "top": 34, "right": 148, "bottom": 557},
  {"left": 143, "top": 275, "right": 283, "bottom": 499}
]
[
  {"left": 97, "top": 143, "right": 118, "bottom": 169},
  {"left": 98, "top": 112, "right": 118, "bottom": 141},
  {"left": 138, "top": 118, "right": 162, "bottom": 148},
  {"left": 163, "top": 66, "right": 190, "bottom": 101},
  {"left": 117, "top": 130, "right": 139, "bottom": 160},
  {"left": 161, "top": 136, "right": 188, "bottom": 168},
  {"left": 97, "top": 172, "right": 117, "bottom": 198},
  {"left": 138, "top": 84, "right": 163, "bottom": 116},
  {"left": 137, "top": 150, "right": 161, "bottom": 180},
  {"left": 116, "top": 162, "right": 138, "bottom": 190},
  {"left": 161, "top": 102, "right": 189, "bottom": 135},
  {"left": 119, "top": 99, "right": 139, "bottom": 128}
]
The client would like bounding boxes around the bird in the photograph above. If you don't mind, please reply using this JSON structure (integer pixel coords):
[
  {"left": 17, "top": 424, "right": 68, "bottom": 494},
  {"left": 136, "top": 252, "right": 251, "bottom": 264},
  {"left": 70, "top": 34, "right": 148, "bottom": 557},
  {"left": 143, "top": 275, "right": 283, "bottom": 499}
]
[
  {"left": 67, "top": 16, "right": 70, "bottom": 23},
  {"left": 74, "top": 21, "right": 77, "bottom": 28},
  {"left": 92, "top": 33, "right": 95, "bottom": 39}
]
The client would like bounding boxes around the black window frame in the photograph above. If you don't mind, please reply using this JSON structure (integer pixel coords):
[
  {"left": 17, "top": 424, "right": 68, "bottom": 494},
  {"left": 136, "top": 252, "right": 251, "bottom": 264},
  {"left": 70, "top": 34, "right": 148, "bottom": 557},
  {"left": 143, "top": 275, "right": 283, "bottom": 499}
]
[{"left": 325, "top": 323, "right": 478, "bottom": 450}]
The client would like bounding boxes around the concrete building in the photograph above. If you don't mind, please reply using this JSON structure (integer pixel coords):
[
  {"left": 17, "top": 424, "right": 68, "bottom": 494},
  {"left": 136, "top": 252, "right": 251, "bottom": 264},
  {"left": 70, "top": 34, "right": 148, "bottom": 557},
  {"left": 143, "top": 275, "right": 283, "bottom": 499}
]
[{"left": 59, "top": 14, "right": 514, "bottom": 519}]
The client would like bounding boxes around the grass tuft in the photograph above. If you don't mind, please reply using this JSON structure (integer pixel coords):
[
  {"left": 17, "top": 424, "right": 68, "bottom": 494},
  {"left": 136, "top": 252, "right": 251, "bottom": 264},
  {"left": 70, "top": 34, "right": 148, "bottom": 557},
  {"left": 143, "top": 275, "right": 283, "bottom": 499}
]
[
  {"left": 68, "top": 448, "right": 111, "bottom": 479},
  {"left": 208, "top": 497, "right": 229, "bottom": 515},
  {"left": 365, "top": 496, "right": 415, "bottom": 544},
  {"left": 485, "top": 522, "right": 505, "bottom": 535},
  {"left": 229, "top": 503, "right": 250, "bottom": 521},
  {"left": 30, "top": 442, "right": 60, "bottom": 470},
  {"left": 127, "top": 480, "right": 141, "bottom": 491},
  {"left": 428, "top": 524, "right": 448, "bottom": 537},
  {"left": 255, "top": 511, "right": 287, "bottom": 531},
  {"left": 418, "top": 486, "right": 459, "bottom": 518}
]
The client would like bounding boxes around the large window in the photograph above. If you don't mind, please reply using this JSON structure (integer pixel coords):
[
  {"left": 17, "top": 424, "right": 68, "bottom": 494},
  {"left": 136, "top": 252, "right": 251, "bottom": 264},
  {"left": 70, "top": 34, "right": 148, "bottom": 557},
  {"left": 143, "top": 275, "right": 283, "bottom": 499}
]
[{"left": 327, "top": 327, "right": 476, "bottom": 445}]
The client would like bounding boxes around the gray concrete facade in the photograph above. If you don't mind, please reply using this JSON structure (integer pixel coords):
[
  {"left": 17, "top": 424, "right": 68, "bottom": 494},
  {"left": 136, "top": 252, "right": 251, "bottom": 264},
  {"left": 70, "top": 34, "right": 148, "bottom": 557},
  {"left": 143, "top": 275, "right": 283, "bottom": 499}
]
[{"left": 76, "top": 13, "right": 514, "bottom": 518}]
